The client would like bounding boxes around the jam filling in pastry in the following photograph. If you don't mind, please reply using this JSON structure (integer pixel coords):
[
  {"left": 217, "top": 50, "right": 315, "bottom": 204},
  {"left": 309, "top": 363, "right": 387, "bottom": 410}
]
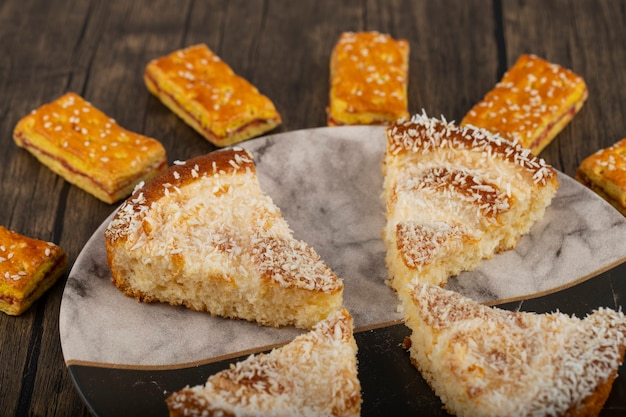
[
  {"left": 461, "top": 54, "right": 588, "bottom": 155},
  {"left": 144, "top": 44, "right": 282, "bottom": 147},
  {"left": 576, "top": 137, "right": 626, "bottom": 216},
  {"left": 0, "top": 226, "right": 67, "bottom": 316},
  {"left": 13, "top": 92, "right": 167, "bottom": 204}
]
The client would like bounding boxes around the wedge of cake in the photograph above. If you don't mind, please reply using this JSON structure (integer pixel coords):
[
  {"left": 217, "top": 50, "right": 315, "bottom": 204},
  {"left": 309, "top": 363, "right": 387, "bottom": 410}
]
[
  {"left": 104, "top": 148, "right": 343, "bottom": 329},
  {"left": 166, "top": 308, "right": 361, "bottom": 417},
  {"left": 403, "top": 281, "right": 626, "bottom": 417},
  {"left": 461, "top": 54, "right": 588, "bottom": 155},
  {"left": 327, "top": 31, "right": 409, "bottom": 126},
  {"left": 576, "top": 137, "right": 626, "bottom": 216},
  {"left": 144, "top": 44, "right": 282, "bottom": 147},
  {"left": 13, "top": 92, "right": 168, "bottom": 204},
  {"left": 382, "top": 112, "right": 558, "bottom": 297},
  {"left": 0, "top": 226, "right": 67, "bottom": 315}
]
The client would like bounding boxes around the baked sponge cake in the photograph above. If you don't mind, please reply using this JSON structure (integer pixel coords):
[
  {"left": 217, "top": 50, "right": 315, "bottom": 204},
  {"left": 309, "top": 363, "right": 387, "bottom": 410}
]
[
  {"left": 403, "top": 281, "right": 626, "bottom": 417},
  {"left": 166, "top": 308, "right": 361, "bottom": 417},
  {"left": 327, "top": 31, "right": 409, "bottom": 126},
  {"left": 576, "top": 137, "right": 626, "bottom": 216},
  {"left": 461, "top": 54, "right": 588, "bottom": 155},
  {"left": 144, "top": 44, "right": 282, "bottom": 147},
  {"left": 0, "top": 226, "right": 67, "bottom": 315},
  {"left": 383, "top": 112, "right": 559, "bottom": 296},
  {"left": 104, "top": 148, "right": 343, "bottom": 329},
  {"left": 13, "top": 92, "right": 168, "bottom": 204}
]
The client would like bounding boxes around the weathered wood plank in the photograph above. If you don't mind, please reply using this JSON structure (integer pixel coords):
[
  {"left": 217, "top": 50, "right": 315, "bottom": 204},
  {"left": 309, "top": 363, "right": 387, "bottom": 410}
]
[{"left": 0, "top": 0, "right": 94, "bottom": 414}]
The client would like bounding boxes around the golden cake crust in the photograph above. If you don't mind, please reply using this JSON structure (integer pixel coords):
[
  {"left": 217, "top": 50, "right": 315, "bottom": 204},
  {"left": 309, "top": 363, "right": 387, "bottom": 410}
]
[
  {"left": 166, "top": 309, "right": 361, "bottom": 417},
  {"left": 105, "top": 148, "right": 257, "bottom": 245},
  {"left": 386, "top": 113, "right": 557, "bottom": 184},
  {"left": 576, "top": 137, "right": 626, "bottom": 215},
  {"left": 13, "top": 92, "right": 168, "bottom": 204},
  {"left": 461, "top": 54, "right": 588, "bottom": 155},
  {"left": 144, "top": 44, "right": 282, "bottom": 147},
  {"left": 327, "top": 31, "right": 409, "bottom": 126},
  {"left": 0, "top": 226, "right": 67, "bottom": 315}
]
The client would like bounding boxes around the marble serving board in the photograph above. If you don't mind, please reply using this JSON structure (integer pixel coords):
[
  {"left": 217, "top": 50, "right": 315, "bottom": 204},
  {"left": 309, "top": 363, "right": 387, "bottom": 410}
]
[{"left": 59, "top": 126, "right": 626, "bottom": 368}]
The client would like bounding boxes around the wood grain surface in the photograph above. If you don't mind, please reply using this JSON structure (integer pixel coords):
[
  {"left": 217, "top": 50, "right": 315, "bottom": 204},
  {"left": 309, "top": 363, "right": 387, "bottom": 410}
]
[{"left": 1, "top": 1, "right": 625, "bottom": 416}]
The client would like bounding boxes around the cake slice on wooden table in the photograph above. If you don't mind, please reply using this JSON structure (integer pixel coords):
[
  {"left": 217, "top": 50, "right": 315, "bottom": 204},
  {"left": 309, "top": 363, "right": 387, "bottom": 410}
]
[
  {"left": 104, "top": 148, "right": 343, "bottom": 329},
  {"left": 13, "top": 93, "right": 168, "bottom": 204},
  {"left": 166, "top": 308, "right": 361, "bottom": 417},
  {"left": 144, "top": 44, "right": 282, "bottom": 147},
  {"left": 382, "top": 112, "right": 559, "bottom": 298},
  {"left": 461, "top": 54, "right": 588, "bottom": 155},
  {"left": 576, "top": 137, "right": 626, "bottom": 216},
  {"left": 403, "top": 281, "right": 626, "bottom": 417},
  {"left": 0, "top": 226, "right": 67, "bottom": 315},
  {"left": 327, "top": 31, "right": 410, "bottom": 126}
]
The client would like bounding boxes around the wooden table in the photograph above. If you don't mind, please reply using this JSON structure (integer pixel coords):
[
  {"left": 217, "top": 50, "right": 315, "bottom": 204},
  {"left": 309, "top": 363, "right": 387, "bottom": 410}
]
[{"left": 1, "top": 1, "right": 625, "bottom": 416}]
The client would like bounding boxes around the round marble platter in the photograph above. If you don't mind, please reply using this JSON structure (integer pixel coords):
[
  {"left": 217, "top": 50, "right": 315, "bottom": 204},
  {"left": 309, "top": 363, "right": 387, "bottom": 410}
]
[{"left": 59, "top": 126, "right": 626, "bottom": 414}]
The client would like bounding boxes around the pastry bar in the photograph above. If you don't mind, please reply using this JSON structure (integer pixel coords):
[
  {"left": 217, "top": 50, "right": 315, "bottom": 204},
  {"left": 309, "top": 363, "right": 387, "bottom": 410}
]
[
  {"left": 576, "top": 137, "right": 626, "bottom": 216},
  {"left": 382, "top": 112, "right": 559, "bottom": 299},
  {"left": 461, "top": 54, "right": 588, "bottom": 155},
  {"left": 327, "top": 31, "right": 409, "bottom": 126},
  {"left": 105, "top": 148, "right": 343, "bottom": 329},
  {"left": 144, "top": 44, "right": 282, "bottom": 147},
  {"left": 13, "top": 93, "right": 168, "bottom": 204},
  {"left": 0, "top": 226, "right": 67, "bottom": 315},
  {"left": 403, "top": 281, "right": 626, "bottom": 417},
  {"left": 166, "top": 309, "right": 361, "bottom": 417}
]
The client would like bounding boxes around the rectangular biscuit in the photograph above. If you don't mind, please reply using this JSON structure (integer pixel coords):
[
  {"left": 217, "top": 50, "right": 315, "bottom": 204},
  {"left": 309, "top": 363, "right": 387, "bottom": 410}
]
[
  {"left": 0, "top": 226, "right": 67, "bottom": 315},
  {"left": 576, "top": 138, "right": 626, "bottom": 216},
  {"left": 13, "top": 93, "right": 168, "bottom": 204},
  {"left": 144, "top": 44, "right": 282, "bottom": 147},
  {"left": 327, "top": 31, "right": 409, "bottom": 126},
  {"left": 461, "top": 54, "right": 588, "bottom": 155}
]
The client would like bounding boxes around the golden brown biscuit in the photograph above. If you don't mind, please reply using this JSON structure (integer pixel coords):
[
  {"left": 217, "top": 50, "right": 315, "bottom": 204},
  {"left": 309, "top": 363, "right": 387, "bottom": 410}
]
[
  {"left": 461, "top": 54, "right": 588, "bottom": 155},
  {"left": 576, "top": 137, "right": 626, "bottom": 216},
  {"left": 0, "top": 226, "right": 67, "bottom": 315},
  {"left": 327, "top": 31, "right": 409, "bottom": 126},
  {"left": 13, "top": 93, "right": 168, "bottom": 204},
  {"left": 144, "top": 44, "right": 282, "bottom": 147}
]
